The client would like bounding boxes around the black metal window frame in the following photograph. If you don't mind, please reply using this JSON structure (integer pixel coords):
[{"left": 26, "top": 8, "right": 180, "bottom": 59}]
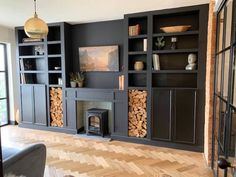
[
  {"left": 212, "top": 0, "right": 236, "bottom": 176},
  {"left": 0, "top": 43, "right": 10, "bottom": 126}
]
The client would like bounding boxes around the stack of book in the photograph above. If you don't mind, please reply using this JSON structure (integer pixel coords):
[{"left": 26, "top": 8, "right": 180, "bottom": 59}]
[{"left": 128, "top": 24, "right": 141, "bottom": 36}]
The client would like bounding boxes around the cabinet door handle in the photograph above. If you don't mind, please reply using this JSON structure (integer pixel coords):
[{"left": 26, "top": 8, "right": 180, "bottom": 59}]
[{"left": 218, "top": 158, "right": 236, "bottom": 169}]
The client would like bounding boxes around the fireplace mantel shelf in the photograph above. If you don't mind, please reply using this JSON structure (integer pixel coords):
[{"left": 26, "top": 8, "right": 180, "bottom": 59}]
[{"left": 65, "top": 88, "right": 123, "bottom": 102}]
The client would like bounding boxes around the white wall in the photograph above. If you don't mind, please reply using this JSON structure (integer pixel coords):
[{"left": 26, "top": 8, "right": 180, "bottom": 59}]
[
  {"left": 0, "top": 25, "right": 19, "bottom": 122},
  {"left": 0, "top": 0, "right": 210, "bottom": 28}
]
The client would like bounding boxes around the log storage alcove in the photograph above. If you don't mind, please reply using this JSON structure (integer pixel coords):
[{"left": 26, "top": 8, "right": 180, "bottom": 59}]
[
  {"left": 50, "top": 87, "right": 63, "bottom": 127},
  {"left": 128, "top": 90, "right": 147, "bottom": 138}
]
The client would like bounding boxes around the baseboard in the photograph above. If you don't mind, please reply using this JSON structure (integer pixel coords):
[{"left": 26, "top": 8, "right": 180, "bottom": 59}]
[{"left": 10, "top": 121, "right": 18, "bottom": 125}]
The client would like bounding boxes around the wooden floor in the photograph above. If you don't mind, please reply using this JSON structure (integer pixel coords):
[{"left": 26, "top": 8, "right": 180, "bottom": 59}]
[{"left": 1, "top": 126, "right": 213, "bottom": 177}]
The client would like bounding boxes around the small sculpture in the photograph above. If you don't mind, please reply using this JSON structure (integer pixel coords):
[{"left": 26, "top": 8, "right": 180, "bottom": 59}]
[
  {"left": 34, "top": 45, "right": 44, "bottom": 55},
  {"left": 155, "top": 37, "right": 165, "bottom": 50},
  {"left": 170, "top": 37, "right": 177, "bottom": 50},
  {"left": 185, "top": 53, "right": 197, "bottom": 70}
]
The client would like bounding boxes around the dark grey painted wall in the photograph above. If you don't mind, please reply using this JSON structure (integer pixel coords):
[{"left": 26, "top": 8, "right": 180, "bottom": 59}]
[{"left": 71, "top": 20, "right": 124, "bottom": 89}]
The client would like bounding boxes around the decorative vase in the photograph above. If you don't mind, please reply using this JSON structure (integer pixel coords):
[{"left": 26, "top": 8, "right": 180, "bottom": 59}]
[
  {"left": 143, "top": 39, "right": 147, "bottom": 51},
  {"left": 78, "top": 82, "right": 83, "bottom": 88},
  {"left": 70, "top": 81, "right": 77, "bottom": 88},
  {"left": 134, "top": 61, "right": 144, "bottom": 71}
]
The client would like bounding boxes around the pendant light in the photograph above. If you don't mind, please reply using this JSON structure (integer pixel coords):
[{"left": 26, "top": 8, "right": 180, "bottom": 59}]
[{"left": 24, "top": 0, "right": 48, "bottom": 39}]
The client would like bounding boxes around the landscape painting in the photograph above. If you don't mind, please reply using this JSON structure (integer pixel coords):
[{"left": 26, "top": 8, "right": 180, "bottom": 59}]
[{"left": 79, "top": 45, "right": 119, "bottom": 72}]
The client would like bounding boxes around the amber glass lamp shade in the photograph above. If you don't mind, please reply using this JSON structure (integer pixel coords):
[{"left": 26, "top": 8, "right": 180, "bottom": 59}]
[{"left": 24, "top": 13, "right": 48, "bottom": 39}]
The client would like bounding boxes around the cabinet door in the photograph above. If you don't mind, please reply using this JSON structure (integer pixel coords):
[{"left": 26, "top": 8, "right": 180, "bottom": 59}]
[
  {"left": 152, "top": 89, "right": 172, "bottom": 141},
  {"left": 174, "top": 90, "right": 196, "bottom": 144},
  {"left": 65, "top": 99, "right": 77, "bottom": 129},
  {"left": 21, "top": 85, "right": 34, "bottom": 123},
  {"left": 113, "top": 91, "right": 127, "bottom": 136},
  {"left": 34, "top": 85, "right": 47, "bottom": 125}
]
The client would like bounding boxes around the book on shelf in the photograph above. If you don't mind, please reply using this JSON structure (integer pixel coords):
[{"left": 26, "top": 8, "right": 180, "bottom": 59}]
[
  {"left": 152, "top": 54, "right": 160, "bottom": 70},
  {"left": 19, "top": 58, "right": 24, "bottom": 71},
  {"left": 128, "top": 24, "right": 141, "bottom": 36},
  {"left": 20, "top": 73, "right": 25, "bottom": 84}
]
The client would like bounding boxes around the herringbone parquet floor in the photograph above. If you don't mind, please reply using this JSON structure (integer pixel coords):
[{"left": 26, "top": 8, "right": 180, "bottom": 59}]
[{"left": 1, "top": 126, "right": 213, "bottom": 177}]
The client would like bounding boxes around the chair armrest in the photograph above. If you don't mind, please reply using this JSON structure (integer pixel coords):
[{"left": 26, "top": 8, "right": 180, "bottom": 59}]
[{"left": 3, "top": 143, "right": 46, "bottom": 177}]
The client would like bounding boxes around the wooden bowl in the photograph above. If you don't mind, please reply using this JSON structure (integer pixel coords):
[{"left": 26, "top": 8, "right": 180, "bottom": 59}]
[{"left": 160, "top": 25, "right": 191, "bottom": 33}]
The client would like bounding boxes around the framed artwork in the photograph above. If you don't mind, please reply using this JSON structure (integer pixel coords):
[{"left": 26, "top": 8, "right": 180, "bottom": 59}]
[{"left": 79, "top": 45, "right": 119, "bottom": 72}]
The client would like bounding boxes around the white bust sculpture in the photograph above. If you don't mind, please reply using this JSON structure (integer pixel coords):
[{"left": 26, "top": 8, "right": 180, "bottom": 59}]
[{"left": 185, "top": 53, "right": 197, "bottom": 70}]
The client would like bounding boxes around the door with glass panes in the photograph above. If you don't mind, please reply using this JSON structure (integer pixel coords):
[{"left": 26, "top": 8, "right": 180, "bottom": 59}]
[
  {"left": 212, "top": 0, "right": 236, "bottom": 176},
  {"left": 0, "top": 43, "right": 9, "bottom": 126}
]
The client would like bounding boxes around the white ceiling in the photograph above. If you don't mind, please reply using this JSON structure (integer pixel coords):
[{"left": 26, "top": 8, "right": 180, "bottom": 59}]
[{"left": 0, "top": 0, "right": 209, "bottom": 28}]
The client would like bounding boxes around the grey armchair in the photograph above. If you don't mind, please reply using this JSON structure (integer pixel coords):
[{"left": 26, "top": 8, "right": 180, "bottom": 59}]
[{"left": 2, "top": 144, "right": 46, "bottom": 177}]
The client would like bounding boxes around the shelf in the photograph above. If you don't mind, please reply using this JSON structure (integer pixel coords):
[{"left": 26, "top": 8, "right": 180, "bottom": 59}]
[
  {"left": 128, "top": 51, "right": 147, "bottom": 55},
  {"left": 20, "top": 71, "right": 45, "bottom": 73},
  {"left": 20, "top": 83, "right": 46, "bottom": 86},
  {"left": 152, "top": 70, "right": 198, "bottom": 74},
  {"left": 153, "top": 49, "right": 198, "bottom": 54},
  {"left": 19, "top": 55, "right": 45, "bottom": 59},
  {"left": 128, "top": 87, "right": 147, "bottom": 90},
  {"left": 47, "top": 41, "right": 61, "bottom": 44},
  {"left": 152, "top": 87, "right": 198, "bottom": 90},
  {"left": 48, "top": 54, "right": 62, "bottom": 58},
  {"left": 128, "top": 34, "right": 147, "bottom": 39},
  {"left": 128, "top": 70, "right": 147, "bottom": 73},
  {"left": 153, "top": 31, "right": 199, "bottom": 37},
  {"left": 48, "top": 70, "right": 62, "bottom": 73},
  {"left": 49, "top": 84, "right": 63, "bottom": 87},
  {"left": 18, "top": 42, "right": 45, "bottom": 46}
]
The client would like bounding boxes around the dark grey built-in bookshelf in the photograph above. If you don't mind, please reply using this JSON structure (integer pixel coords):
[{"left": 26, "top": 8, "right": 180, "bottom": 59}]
[
  {"left": 122, "top": 4, "right": 208, "bottom": 150},
  {"left": 16, "top": 4, "right": 209, "bottom": 151}
]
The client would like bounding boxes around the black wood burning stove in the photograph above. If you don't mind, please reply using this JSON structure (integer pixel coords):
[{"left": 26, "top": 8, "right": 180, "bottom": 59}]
[{"left": 86, "top": 108, "right": 108, "bottom": 137}]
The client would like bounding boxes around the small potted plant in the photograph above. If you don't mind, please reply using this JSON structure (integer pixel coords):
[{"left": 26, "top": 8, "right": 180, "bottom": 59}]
[
  {"left": 76, "top": 72, "right": 85, "bottom": 88},
  {"left": 69, "top": 72, "right": 77, "bottom": 88},
  {"left": 155, "top": 36, "right": 165, "bottom": 50}
]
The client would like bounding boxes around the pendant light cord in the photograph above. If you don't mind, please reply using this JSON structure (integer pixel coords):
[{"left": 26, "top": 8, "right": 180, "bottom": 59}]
[{"left": 34, "top": 0, "right": 37, "bottom": 16}]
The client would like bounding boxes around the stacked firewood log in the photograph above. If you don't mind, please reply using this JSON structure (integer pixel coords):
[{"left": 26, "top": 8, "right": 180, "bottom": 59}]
[
  {"left": 50, "top": 87, "right": 63, "bottom": 127},
  {"left": 128, "top": 90, "right": 147, "bottom": 138}
]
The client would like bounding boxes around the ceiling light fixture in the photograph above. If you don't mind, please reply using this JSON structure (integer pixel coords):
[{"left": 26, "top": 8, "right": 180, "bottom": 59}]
[{"left": 24, "top": 0, "right": 48, "bottom": 39}]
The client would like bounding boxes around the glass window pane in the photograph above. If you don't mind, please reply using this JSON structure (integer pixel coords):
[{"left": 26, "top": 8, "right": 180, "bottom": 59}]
[
  {"left": 223, "top": 50, "right": 230, "bottom": 100},
  {"left": 233, "top": 48, "right": 236, "bottom": 106},
  {"left": 213, "top": 137, "right": 218, "bottom": 174},
  {"left": 229, "top": 108, "right": 236, "bottom": 158},
  {"left": 217, "top": 9, "right": 224, "bottom": 52},
  {"left": 225, "top": 0, "right": 233, "bottom": 47},
  {"left": 228, "top": 108, "right": 236, "bottom": 177},
  {"left": 0, "top": 99, "right": 8, "bottom": 125},
  {"left": 0, "top": 73, "right": 6, "bottom": 98},
  {"left": 216, "top": 54, "right": 223, "bottom": 95},
  {"left": 233, "top": 0, "right": 236, "bottom": 43},
  {"left": 0, "top": 44, "right": 5, "bottom": 71},
  {"left": 215, "top": 97, "right": 221, "bottom": 139},
  {"left": 219, "top": 101, "right": 227, "bottom": 149}
]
